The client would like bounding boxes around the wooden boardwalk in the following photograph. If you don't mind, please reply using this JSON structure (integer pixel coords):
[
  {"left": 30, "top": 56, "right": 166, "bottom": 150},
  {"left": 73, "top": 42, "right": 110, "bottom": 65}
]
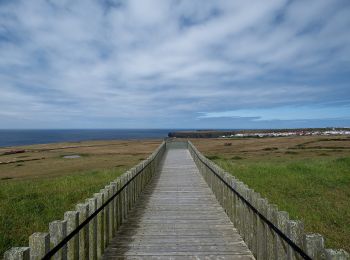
[{"left": 103, "top": 148, "right": 254, "bottom": 259}]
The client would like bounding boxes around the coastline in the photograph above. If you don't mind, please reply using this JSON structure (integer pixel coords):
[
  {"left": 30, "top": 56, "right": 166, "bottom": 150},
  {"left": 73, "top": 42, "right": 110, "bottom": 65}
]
[{"left": 0, "top": 129, "right": 170, "bottom": 147}]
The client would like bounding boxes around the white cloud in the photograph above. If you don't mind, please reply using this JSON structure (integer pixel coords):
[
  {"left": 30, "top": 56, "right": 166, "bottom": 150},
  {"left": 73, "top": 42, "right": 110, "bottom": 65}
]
[
  {"left": 0, "top": 0, "right": 349, "bottom": 128},
  {"left": 199, "top": 106, "right": 350, "bottom": 121}
]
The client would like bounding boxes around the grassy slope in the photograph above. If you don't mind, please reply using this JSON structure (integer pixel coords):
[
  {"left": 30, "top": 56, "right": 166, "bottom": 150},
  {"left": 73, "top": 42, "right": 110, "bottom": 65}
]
[{"left": 192, "top": 136, "right": 350, "bottom": 252}]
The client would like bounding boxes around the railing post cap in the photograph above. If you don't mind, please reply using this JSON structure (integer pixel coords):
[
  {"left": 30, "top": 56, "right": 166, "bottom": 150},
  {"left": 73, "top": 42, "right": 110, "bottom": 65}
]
[
  {"left": 76, "top": 202, "right": 89, "bottom": 210},
  {"left": 278, "top": 210, "right": 289, "bottom": 218},
  {"left": 305, "top": 233, "right": 324, "bottom": 241},
  {"left": 50, "top": 219, "right": 67, "bottom": 225},
  {"left": 29, "top": 232, "right": 49, "bottom": 239},
  {"left": 86, "top": 197, "right": 97, "bottom": 203},
  {"left": 64, "top": 210, "right": 79, "bottom": 219},
  {"left": 93, "top": 192, "right": 104, "bottom": 198},
  {"left": 110, "top": 182, "right": 117, "bottom": 188}
]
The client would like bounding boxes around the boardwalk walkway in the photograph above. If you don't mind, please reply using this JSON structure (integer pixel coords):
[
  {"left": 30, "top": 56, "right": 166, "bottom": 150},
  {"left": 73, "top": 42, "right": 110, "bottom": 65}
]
[{"left": 103, "top": 148, "right": 254, "bottom": 259}]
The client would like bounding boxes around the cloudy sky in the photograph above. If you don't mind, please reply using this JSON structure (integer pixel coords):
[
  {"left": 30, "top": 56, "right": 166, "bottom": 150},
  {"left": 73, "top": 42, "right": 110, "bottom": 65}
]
[{"left": 0, "top": 0, "right": 349, "bottom": 129}]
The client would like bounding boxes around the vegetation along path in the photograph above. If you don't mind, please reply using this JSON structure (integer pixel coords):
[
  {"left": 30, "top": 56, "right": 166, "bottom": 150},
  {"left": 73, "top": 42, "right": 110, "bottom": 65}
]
[{"left": 103, "top": 147, "right": 254, "bottom": 259}]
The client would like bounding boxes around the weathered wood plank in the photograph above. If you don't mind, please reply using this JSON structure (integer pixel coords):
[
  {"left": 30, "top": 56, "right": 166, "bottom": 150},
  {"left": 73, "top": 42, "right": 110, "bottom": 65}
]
[{"left": 103, "top": 148, "right": 254, "bottom": 259}]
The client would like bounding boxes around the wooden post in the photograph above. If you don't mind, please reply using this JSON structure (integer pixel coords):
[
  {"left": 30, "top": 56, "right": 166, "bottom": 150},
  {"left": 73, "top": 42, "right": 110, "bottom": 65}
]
[
  {"left": 110, "top": 182, "right": 118, "bottom": 236},
  {"left": 276, "top": 211, "right": 289, "bottom": 259},
  {"left": 94, "top": 192, "right": 104, "bottom": 258},
  {"left": 49, "top": 220, "right": 67, "bottom": 260},
  {"left": 29, "top": 232, "right": 50, "bottom": 260},
  {"left": 245, "top": 189, "right": 254, "bottom": 253},
  {"left": 127, "top": 172, "right": 132, "bottom": 211},
  {"left": 120, "top": 176, "right": 126, "bottom": 224},
  {"left": 76, "top": 203, "right": 89, "bottom": 259},
  {"left": 116, "top": 179, "right": 122, "bottom": 230},
  {"left": 105, "top": 184, "right": 114, "bottom": 241},
  {"left": 123, "top": 175, "right": 128, "bottom": 221},
  {"left": 251, "top": 192, "right": 260, "bottom": 257},
  {"left": 86, "top": 197, "right": 97, "bottom": 260},
  {"left": 231, "top": 179, "right": 239, "bottom": 230},
  {"left": 4, "top": 247, "right": 30, "bottom": 260},
  {"left": 287, "top": 220, "right": 304, "bottom": 260},
  {"left": 100, "top": 188, "right": 109, "bottom": 248},
  {"left": 324, "top": 249, "right": 349, "bottom": 260},
  {"left": 229, "top": 179, "right": 236, "bottom": 224},
  {"left": 257, "top": 198, "right": 268, "bottom": 259},
  {"left": 235, "top": 182, "right": 244, "bottom": 237},
  {"left": 63, "top": 211, "right": 79, "bottom": 259},
  {"left": 266, "top": 204, "right": 278, "bottom": 260},
  {"left": 304, "top": 233, "right": 325, "bottom": 259}
]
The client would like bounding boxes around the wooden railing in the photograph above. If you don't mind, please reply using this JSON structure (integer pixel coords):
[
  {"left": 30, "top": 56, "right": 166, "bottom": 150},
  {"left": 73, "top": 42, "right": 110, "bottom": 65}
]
[
  {"left": 188, "top": 141, "right": 349, "bottom": 260},
  {"left": 4, "top": 142, "right": 166, "bottom": 260}
]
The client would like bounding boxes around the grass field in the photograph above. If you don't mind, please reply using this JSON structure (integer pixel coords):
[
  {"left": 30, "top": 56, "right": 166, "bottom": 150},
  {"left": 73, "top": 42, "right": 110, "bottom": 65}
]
[
  {"left": 192, "top": 136, "right": 350, "bottom": 252},
  {"left": 0, "top": 140, "right": 161, "bottom": 256}
]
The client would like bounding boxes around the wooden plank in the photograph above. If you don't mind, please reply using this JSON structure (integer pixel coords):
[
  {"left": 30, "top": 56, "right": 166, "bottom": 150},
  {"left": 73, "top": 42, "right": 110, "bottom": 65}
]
[{"left": 103, "top": 148, "right": 254, "bottom": 259}]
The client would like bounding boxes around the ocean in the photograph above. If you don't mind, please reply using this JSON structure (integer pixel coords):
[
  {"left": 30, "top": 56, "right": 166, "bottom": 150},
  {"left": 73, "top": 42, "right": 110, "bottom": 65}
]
[{"left": 0, "top": 129, "right": 173, "bottom": 147}]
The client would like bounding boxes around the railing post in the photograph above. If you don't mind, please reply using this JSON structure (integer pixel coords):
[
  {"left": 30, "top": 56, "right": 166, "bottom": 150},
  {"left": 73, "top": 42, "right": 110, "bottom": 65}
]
[
  {"left": 229, "top": 178, "right": 236, "bottom": 224},
  {"left": 235, "top": 182, "right": 244, "bottom": 237},
  {"left": 94, "top": 192, "right": 104, "bottom": 258},
  {"left": 304, "top": 233, "right": 325, "bottom": 259},
  {"left": 241, "top": 185, "right": 249, "bottom": 243},
  {"left": 127, "top": 172, "right": 132, "bottom": 211},
  {"left": 245, "top": 189, "right": 254, "bottom": 252},
  {"left": 29, "top": 232, "right": 50, "bottom": 260},
  {"left": 4, "top": 247, "right": 30, "bottom": 260},
  {"left": 86, "top": 197, "right": 97, "bottom": 260},
  {"left": 257, "top": 198, "right": 268, "bottom": 259},
  {"left": 324, "top": 249, "right": 349, "bottom": 260},
  {"left": 251, "top": 192, "right": 261, "bottom": 257},
  {"left": 49, "top": 220, "right": 67, "bottom": 260},
  {"left": 121, "top": 176, "right": 126, "bottom": 223},
  {"left": 100, "top": 188, "right": 109, "bottom": 249},
  {"left": 105, "top": 184, "right": 114, "bottom": 242},
  {"left": 110, "top": 182, "right": 118, "bottom": 236},
  {"left": 115, "top": 179, "right": 122, "bottom": 230},
  {"left": 266, "top": 204, "right": 278, "bottom": 260},
  {"left": 276, "top": 211, "right": 289, "bottom": 259},
  {"left": 76, "top": 203, "right": 89, "bottom": 259},
  {"left": 287, "top": 220, "right": 304, "bottom": 260},
  {"left": 63, "top": 211, "right": 79, "bottom": 259}
]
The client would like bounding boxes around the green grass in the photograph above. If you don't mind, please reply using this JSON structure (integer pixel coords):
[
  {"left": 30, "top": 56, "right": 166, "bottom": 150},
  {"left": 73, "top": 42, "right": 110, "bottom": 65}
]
[
  {"left": 0, "top": 168, "right": 124, "bottom": 256},
  {"left": 213, "top": 156, "right": 350, "bottom": 252},
  {"left": 206, "top": 155, "right": 221, "bottom": 160}
]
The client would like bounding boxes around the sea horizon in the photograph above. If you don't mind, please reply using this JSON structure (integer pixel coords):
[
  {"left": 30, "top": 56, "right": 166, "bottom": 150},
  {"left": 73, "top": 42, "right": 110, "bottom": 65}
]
[
  {"left": 0, "top": 129, "right": 177, "bottom": 147},
  {"left": 0, "top": 127, "right": 347, "bottom": 148}
]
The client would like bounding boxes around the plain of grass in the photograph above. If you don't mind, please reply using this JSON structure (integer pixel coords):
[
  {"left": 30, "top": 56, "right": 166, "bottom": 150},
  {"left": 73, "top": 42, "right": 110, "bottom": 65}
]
[
  {"left": 0, "top": 168, "right": 124, "bottom": 256},
  {"left": 192, "top": 136, "right": 350, "bottom": 252},
  {"left": 0, "top": 139, "right": 161, "bottom": 256}
]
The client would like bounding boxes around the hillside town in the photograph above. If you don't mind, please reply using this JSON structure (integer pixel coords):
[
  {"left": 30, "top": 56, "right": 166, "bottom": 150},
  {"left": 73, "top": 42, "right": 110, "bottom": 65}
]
[{"left": 221, "top": 128, "right": 350, "bottom": 138}]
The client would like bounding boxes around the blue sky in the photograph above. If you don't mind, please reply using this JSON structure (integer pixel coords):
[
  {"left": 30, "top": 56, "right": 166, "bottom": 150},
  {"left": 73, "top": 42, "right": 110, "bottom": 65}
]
[{"left": 0, "top": 0, "right": 349, "bottom": 129}]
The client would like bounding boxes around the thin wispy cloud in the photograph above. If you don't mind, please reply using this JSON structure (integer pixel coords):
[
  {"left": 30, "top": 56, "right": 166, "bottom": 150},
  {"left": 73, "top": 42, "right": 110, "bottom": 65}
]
[
  {"left": 0, "top": 0, "right": 349, "bottom": 128},
  {"left": 199, "top": 106, "right": 350, "bottom": 121}
]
